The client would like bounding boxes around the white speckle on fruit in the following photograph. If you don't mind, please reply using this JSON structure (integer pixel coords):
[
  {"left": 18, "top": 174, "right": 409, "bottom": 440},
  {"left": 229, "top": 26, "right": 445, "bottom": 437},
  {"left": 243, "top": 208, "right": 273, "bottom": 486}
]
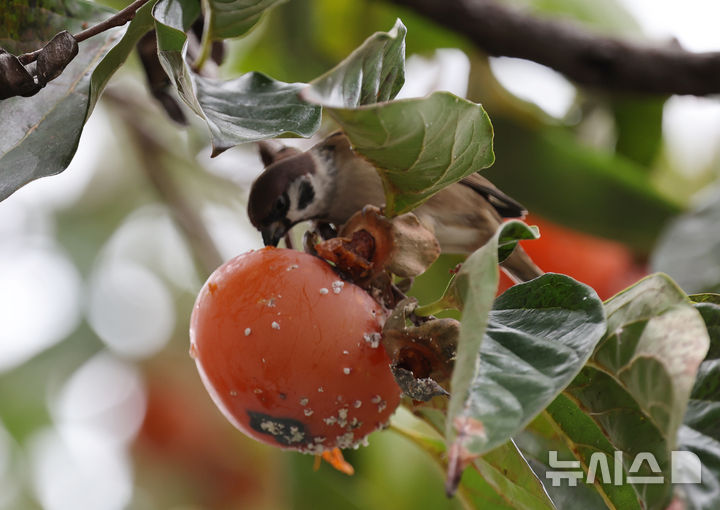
[
  {"left": 317, "top": 386, "right": 324, "bottom": 392},
  {"left": 363, "top": 332, "right": 381, "bottom": 348},
  {"left": 370, "top": 395, "right": 381, "bottom": 404},
  {"left": 260, "top": 297, "right": 277, "bottom": 307},
  {"left": 332, "top": 281, "right": 344, "bottom": 294},
  {"left": 377, "top": 400, "right": 387, "bottom": 413},
  {"left": 260, "top": 420, "right": 284, "bottom": 436},
  {"left": 324, "top": 416, "right": 337, "bottom": 426},
  {"left": 261, "top": 358, "right": 266, "bottom": 364},
  {"left": 271, "top": 321, "right": 280, "bottom": 330},
  {"left": 253, "top": 388, "right": 263, "bottom": 394},
  {"left": 338, "top": 408, "right": 348, "bottom": 420},
  {"left": 314, "top": 436, "right": 326, "bottom": 443},
  {"left": 342, "top": 350, "right": 349, "bottom": 355},
  {"left": 343, "top": 367, "right": 351, "bottom": 375},
  {"left": 299, "top": 397, "right": 309, "bottom": 406},
  {"left": 288, "top": 426, "right": 304, "bottom": 443},
  {"left": 286, "top": 264, "right": 299, "bottom": 271},
  {"left": 336, "top": 432, "right": 355, "bottom": 449},
  {"left": 304, "top": 408, "right": 314, "bottom": 416},
  {"left": 229, "top": 390, "right": 238, "bottom": 396},
  {"left": 244, "top": 328, "right": 251, "bottom": 336},
  {"left": 353, "top": 400, "right": 362, "bottom": 408},
  {"left": 319, "top": 287, "right": 329, "bottom": 295}
]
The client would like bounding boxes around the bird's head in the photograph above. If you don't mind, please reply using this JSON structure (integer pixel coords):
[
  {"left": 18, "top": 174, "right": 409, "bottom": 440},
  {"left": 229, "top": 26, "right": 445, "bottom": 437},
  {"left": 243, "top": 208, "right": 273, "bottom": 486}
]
[{"left": 248, "top": 150, "right": 332, "bottom": 246}]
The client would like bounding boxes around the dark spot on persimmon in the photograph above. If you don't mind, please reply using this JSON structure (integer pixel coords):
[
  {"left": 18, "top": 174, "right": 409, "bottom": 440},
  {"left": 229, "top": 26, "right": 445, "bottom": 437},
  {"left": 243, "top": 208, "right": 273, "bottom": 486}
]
[{"left": 247, "top": 410, "right": 309, "bottom": 446}]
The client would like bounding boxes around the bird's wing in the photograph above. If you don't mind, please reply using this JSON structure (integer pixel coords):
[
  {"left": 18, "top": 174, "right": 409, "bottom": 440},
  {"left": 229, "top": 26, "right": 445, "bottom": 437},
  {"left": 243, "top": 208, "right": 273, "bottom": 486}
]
[{"left": 459, "top": 173, "right": 526, "bottom": 218}]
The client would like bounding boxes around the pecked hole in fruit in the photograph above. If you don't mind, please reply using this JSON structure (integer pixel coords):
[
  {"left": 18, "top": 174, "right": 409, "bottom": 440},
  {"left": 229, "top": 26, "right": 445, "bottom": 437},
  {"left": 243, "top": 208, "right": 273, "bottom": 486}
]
[{"left": 395, "top": 346, "right": 433, "bottom": 379}]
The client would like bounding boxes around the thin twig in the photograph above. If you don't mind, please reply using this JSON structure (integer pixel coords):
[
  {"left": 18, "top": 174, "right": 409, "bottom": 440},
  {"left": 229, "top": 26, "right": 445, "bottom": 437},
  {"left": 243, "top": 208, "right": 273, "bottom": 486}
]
[
  {"left": 18, "top": 0, "right": 153, "bottom": 65},
  {"left": 388, "top": 0, "right": 720, "bottom": 96}
]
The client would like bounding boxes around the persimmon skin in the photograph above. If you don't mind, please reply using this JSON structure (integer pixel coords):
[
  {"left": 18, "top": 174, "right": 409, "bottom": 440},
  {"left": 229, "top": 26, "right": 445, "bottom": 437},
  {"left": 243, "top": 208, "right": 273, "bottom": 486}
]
[{"left": 190, "top": 247, "right": 401, "bottom": 453}]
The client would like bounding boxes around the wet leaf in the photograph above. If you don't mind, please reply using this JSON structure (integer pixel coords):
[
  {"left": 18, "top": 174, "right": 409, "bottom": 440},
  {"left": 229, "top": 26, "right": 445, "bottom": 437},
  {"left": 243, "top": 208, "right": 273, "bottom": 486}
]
[
  {"left": 448, "top": 274, "right": 605, "bottom": 459},
  {"left": 205, "top": 0, "right": 286, "bottom": 40},
  {"left": 322, "top": 92, "right": 495, "bottom": 216},
  {"left": 302, "top": 19, "right": 406, "bottom": 108},
  {"left": 563, "top": 274, "right": 710, "bottom": 510},
  {"left": 0, "top": 0, "right": 155, "bottom": 202},
  {"left": 153, "top": 0, "right": 320, "bottom": 154}
]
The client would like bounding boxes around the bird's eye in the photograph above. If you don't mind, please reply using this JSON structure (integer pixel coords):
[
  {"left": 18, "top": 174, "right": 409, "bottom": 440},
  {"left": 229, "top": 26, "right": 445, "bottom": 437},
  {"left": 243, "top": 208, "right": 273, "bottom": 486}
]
[{"left": 273, "top": 195, "right": 288, "bottom": 214}]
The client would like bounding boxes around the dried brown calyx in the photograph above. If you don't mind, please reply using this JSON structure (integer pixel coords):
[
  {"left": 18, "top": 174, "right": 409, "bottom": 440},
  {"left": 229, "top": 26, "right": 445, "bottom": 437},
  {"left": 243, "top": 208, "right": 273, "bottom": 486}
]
[
  {"left": 315, "top": 205, "right": 440, "bottom": 286},
  {"left": 381, "top": 299, "right": 459, "bottom": 402}
]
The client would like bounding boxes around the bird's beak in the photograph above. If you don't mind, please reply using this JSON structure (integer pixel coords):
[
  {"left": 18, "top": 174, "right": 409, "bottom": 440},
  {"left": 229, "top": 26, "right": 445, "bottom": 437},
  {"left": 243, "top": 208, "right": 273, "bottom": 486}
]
[{"left": 261, "top": 221, "right": 288, "bottom": 247}]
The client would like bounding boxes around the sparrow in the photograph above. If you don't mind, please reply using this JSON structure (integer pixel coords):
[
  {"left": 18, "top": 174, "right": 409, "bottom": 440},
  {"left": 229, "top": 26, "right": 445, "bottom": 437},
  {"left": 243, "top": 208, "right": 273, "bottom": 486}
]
[{"left": 247, "top": 132, "right": 543, "bottom": 283}]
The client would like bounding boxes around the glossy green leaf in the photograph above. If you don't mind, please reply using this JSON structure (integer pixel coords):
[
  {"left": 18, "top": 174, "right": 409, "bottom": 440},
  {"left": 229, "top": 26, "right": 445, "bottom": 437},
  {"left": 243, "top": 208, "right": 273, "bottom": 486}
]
[
  {"left": 543, "top": 394, "right": 642, "bottom": 510},
  {"left": 324, "top": 92, "right": 495, "bottom": 216},
  {"left": 445, "top": 221, "right": 537, "bottom": 445},
  {"left": 449, "top": 274, "right": 605, "bottom": 457},
  {"left": 302, "top": 19, "right": 406, "bottom": 108},
  {"left": 471, "top": 440, "right": 557, "bottom": 510},
  {"left": 677, "top": 426, "right": 720, "bottom": 510},
  {"left": 0, "top": 0, "right": 154, "bottom": 202},
  {"left": 153, "top": 0, "right": 320, "bottom": 154},
  {"left": 678, "top": 298, "right": 720, "bottom": 509},
  {"left": 206, "top": 0, "right": 286, "bottom": 40},
  {"left": 520, "top": 412, "right": 621, "bottom": 510},
  {"left": 481, "top": 117, "right": 681, "bottom": 254},
  {"left": 652, "top": 189, "right": 720, "bottom": 294},
  {"left": 393, "top": 407, "right": 555, "bottom": 510},
  {"left": 563, "top": 274, "right": 710, "bottom": 509}
]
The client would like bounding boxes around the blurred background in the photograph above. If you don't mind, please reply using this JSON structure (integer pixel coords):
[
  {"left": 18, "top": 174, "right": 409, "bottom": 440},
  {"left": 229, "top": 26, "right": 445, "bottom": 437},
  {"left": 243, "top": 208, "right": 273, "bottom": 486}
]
[{"left": 2, "top": 0, "right": 720, "bottom": 508}]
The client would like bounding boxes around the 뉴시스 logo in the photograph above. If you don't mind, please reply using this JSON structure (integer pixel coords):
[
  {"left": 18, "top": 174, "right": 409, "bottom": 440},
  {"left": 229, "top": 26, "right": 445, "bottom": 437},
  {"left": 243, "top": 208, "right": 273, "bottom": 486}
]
[{"left": 546, "top": 450, "right": 702, "bottom": 486}]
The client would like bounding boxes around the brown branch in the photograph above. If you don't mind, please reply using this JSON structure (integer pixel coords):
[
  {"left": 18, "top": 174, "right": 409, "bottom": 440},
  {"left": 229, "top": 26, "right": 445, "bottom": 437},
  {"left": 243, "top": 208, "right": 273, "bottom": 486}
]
[
  {"left": 19, "top": 0, "right": 153, "bottom": 65},
  {"left": 388, "top": 0, "right": 720, "bottom": 96}
]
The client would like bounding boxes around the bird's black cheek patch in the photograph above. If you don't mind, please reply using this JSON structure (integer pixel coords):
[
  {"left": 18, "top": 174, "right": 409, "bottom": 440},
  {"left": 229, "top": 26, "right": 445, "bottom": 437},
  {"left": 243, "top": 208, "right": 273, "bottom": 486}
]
[
  {"left": 247, "top": 410, "right": 309, "bottom": 446},
  {"left": 297, "top": 180, "right": 315, "bottom": 211}
]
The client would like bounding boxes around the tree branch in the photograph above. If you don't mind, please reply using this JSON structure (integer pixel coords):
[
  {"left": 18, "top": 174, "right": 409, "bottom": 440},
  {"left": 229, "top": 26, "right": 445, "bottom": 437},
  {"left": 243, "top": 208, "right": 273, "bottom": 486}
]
[
  {"left": 18, "top": 0, "right": 153, "bottom": 65},
  {"left": 388, "top": 0, "right": 720, "bottom": 96}
]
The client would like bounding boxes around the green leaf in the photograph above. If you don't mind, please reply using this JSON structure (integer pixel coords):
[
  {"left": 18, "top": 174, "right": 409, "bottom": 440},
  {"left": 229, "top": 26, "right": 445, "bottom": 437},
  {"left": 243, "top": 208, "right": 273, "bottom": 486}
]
[
  {"left": 153, "top": 0, "right": 321, "bottom": 154},
  {"left": 445, "top": 221, "right": 537, "bottom": 445},
  {"left": 302, "top": 19, "right": 406, "bottom": 108},
  {"left": 205, "top": 0, "right": 286, "bottom": 40},
  {"left": 324, "top": 92, "right": 495, "bottom": 216},
  {"left": 652, "top": 189, "right": 720, "bottom": 294},
  {"left": 543, "top": 394, "right": 643, "bottom": 510},
  {"left": 679, "top": 298, "right": 720, "bottom": 510},
  {"left": 0, "top": 0, "right": 154, "bottom": 202},
  {"left": 471, "top": 440, "right": 557, "bottom": 510},
  {"left": 563, "top": 274, "right": 710, "bottom": 509},
  {"left": 450, "top": 274, "right": 605, "bottom": 456},
  {"left": 521, "top": 411, "right": 628, "bottom": 510},
  {"left": 677, "top": 426, "right": 720, "bottom": 510}
]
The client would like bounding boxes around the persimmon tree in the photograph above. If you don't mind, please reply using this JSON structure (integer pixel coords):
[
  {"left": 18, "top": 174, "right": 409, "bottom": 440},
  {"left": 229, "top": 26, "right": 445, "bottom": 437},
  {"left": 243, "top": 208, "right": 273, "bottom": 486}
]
[{"left": 2, "top": 2, "right": 719, "bottom": 509}]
